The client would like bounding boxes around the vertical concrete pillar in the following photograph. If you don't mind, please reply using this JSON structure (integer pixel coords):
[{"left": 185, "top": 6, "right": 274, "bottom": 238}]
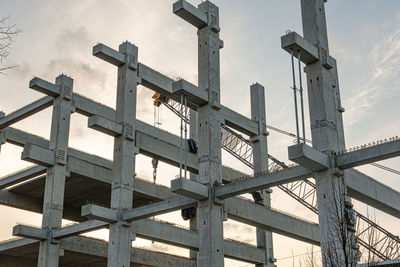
[
  {"left": 107, "top": 42, "right": 138, "bottom": 267},
  {"left": 250, "top": 83, "right": 276, "bottom": 267},
  {"left": 189, "top": 109, "right": 199, "bottom": 261},
  {"left": 300, "top": 0, "right": 354, "bottom": 265},
  {"left": 37, "top": 75, "right": 74, "bottom": 267},
  {"left": 196, "top": 1, "right": 224, "bottom": 266},
  {"left": 0, "top": 111, "right": 4, "bottom": 153}
]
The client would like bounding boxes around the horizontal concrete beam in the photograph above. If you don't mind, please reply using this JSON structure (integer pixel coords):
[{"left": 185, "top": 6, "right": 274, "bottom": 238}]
[
  {"left": 29, "top": 77, "right": 60, "bottom": 97},
  {"left": 61, "top": 236, "right": 195, "bottom": 267},
  {"left": 224, "top": 197, "right": 320, "bottom": 245},
  {"left": 172, "top": 79, "right": 208, "bottom": 107},
  {"left": 92, "top": 43, "right": 125, "bottom": 67},
  {"left": 345, "top": 169, "right": 400, "bottom": 219},
  {"left": 12, "top": 225, "right": 47, "bottom": 241},
  {"left": 173, "top": 0, "right": 207, "bottom": 29},
  {"left": 0, "top": 237, "right": 196, "bottom": 267},
  {"left": 133, "top": 219, "right": 265, "bottom": 264},
  {"left": 288, "top": 143, "right": 330, "bottom": 171},
  {"left": 87, "top": 115, "right": 122, "bottom": 136},
  {"left": 81, "top": 204, "right": 118, "bottom": 223},
  {"left": 0, "top": 165, "right": 46, "bottom": 190},
  {"left": 337, "top": 139, "right": 400, "bottom": 169},
  {"left": 221, "top": 106, "right": 258, "bottom": 136},
  {"left": 215, "top": 165, "right": 312, "bottom": 199},
  {"left": 123, "top": 196, "right": 197, "bottom": 222},
  {"left": 21, "top": 144, "right": 54, "bottom": 167},
  {"left": 0, "top": 96, "right": 53, "bottom": 129},
  {"left": 281, "top": 31, "right": 319, "bottom": 64},
  {"left": 53, "top": 220, "right": 107, "bottom": 239},
  {"left": 171, "top": 178, "right": 209, "bottom": 200}
]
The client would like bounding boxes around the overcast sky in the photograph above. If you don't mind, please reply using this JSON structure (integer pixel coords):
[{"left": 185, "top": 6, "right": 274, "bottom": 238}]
[{"left": 0, "top": 1, "right": 399, "bottom": 266}]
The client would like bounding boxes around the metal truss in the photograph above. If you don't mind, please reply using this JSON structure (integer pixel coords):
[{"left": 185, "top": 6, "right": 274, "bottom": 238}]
[{"left": 158, "top": 97, "right": 400, "bottom": 262}]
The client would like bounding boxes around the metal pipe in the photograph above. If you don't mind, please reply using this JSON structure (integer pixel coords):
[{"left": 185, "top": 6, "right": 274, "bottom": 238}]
[
  {"left": 298, "top": 50, "right": 306, "bottom": 143},
  {"left": 184, "top": 96, "right": 188, "bottom": 179},
  {"left": 291, "top": 49, "right": 300, "bottom": 144},
  {"left": 180, "top": 94, "right": 183, "bottom": 178}
]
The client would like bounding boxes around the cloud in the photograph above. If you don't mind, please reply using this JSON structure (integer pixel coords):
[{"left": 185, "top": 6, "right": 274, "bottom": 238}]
[
  {"left": 343, "top": 14, "right": 400, "bottom": 126},
  {"left": 41, "top": 57, "right": 107, "bottom": 93}
]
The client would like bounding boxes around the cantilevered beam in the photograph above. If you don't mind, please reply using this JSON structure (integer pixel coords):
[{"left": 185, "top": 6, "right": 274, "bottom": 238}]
[
  {"left": 171, "top": 178, "right": 209, "bottom": 200},
  {"left": 0, "top": 96, "right": 53, "bottom": 129},
  {"left": 21, "top": 144, "right": 55, "bottom": 167},
  {"left": 173, "top": 0, "right": 207, "bottom": 29},
  {"left": 12, "top": 225, "right": 47, "bottom": 241},
  {"left": 0, "top": 165, "right": 46, "bottom": 190},
  {"left": 288, "top": 143, "right": 330, "bottom": 171},
  {"left": 337, "top": 139, "right": 400, "bottom": 169}
]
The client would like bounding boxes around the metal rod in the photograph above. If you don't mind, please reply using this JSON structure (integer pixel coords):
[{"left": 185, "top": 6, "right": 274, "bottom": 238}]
[
  {"left": 184, "top": 96, "right": 188, "bottom": 179},
  {"left": 180, "top": 94, "right": 183, "bottom": 178},
  {"left": 291, "top": 49, "right": 300, "bottom": 144},
  {"left": 298, "top": 50, "right": 306, "bottom": 143}
]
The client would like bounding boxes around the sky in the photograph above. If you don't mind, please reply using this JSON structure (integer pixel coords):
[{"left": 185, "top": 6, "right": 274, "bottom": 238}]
[{"left": 0, "top": 0, "right": 399, "bottom": 266}]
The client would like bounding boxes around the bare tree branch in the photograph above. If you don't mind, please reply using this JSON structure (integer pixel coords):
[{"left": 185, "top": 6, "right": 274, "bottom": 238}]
[{"left": 0, "top": 16, "right": 21, "bottom": 72}]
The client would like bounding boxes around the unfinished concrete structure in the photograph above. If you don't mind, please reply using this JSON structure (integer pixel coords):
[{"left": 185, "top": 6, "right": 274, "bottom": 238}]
[{"left": 0, "top": 0, "right": 400, "bottom": 266}]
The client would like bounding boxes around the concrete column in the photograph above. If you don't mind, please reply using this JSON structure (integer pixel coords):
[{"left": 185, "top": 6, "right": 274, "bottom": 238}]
[
  {"left": 196, "top": 1, "right": 224, "bottom": 266},
  {"left": 38, "top": 75, "right": 74, "bottom": 267},
  {"left": 0, "top": 111, "right": 4, "bottom": 153},
  {"left": 250, "top": 83, "right": 276, "bottom": 267},
  {"left": 189, "top": 109, "right": 198, "bottom": 261},
  {"left": 107, "top": 42, "right": 138, "bottom": 267},
  {"left": 300, "top": 0, "right": 354, "bottom": 265}
]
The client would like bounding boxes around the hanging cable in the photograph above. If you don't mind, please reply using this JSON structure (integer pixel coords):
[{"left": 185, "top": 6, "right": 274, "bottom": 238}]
[
  {"left": 179, "top": 94, "right": 184, "bottom": 178},
  {"left": 298, "top": 50, "right": 306, "bottom": 143},
  {"left": 291, "top": 49, "right": 300, "bottom": 144},
  {"left": 184, "top": 96, "right": 188, "bottom": 179}
]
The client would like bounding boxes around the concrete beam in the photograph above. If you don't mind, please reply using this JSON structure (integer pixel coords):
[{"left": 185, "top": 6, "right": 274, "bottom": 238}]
[
  {"left": 215, "top": 165, "right": 312, "bottom": 199},
  {"left": 61, "top": 236, "right": 196, "bottom": 267},
  {"left": 173, "top": 0, "right": 207, "bottom": 29},
  {"left": 21, "top": 144, "right": 55, "bottom": 167},
  {"left": 53, "top": 220, "right": 107, "bottom": 239},
  {"left": 0, "top": 189, "right": 43, "bottom": 213},
  {"left": 225, "top": 197, "right": 320, "bottom": 245},
  {"left": 81, "top": 204, "right": 118, "bottom": 223},
  {"left": 288, "top": 143, "right": 330, "bottom": 171},
  {"left": 0, "top": 97, "right": 53, "bottom": 129},
  {"left": 0, "top": 237, "right": 196, "bottom": 267},
  {"left": 29, "top": 77, "right": 60, "bottom": 97},
  {"left": 337, "top": 139, "right": 400, "bottom": 169},
  {"left": 171, "top": 178, "right": 209, "bottom": 200},
  {"left": 123, "top": 196, "right": 197, "bottom": 222},
  {"left": 281, "top": 31, "right": 319, "bottom": 64},
  {"left": 133, "top": 219, "right": 266, "bottom": 264},
  {"left": 172, "top": 79, "right": 208, "bottom": 107},
  {"left": 345, "top": 169, "right": 400, "bottom": 219},
  {"left": 0, "top": 165, "right": 46, "bottom": 190},
  {"left": 12, "top": 225, "right": 47, "bottom": 241},
  {"left": 221, "top": 105, "right": 258, "bottom": 136},
  {"left": 92, "top": 43, "right": 125, "bottom": 67},
  {"left": 87, "top": 115, "right": 122, "bottom": 137}
]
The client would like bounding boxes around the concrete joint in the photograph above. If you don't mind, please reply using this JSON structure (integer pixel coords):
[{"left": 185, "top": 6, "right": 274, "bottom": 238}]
[
  {"left": 55, "top": 148, "right": 67, "bottom": 166},
  {"left": 310, "top": 119, "right": 336, "bottom": 130},
  {"left": 61, "top": 85, "right": 73, "bottom": 101},
  {"left": 198, "top": 155, "right": 221, "bottom": 165},
  {"left": 111, "top": 183, "right": 134, "bottom": 191},
  {"left": 122, "top": 122, "right": 135, "bottom": 141}
]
